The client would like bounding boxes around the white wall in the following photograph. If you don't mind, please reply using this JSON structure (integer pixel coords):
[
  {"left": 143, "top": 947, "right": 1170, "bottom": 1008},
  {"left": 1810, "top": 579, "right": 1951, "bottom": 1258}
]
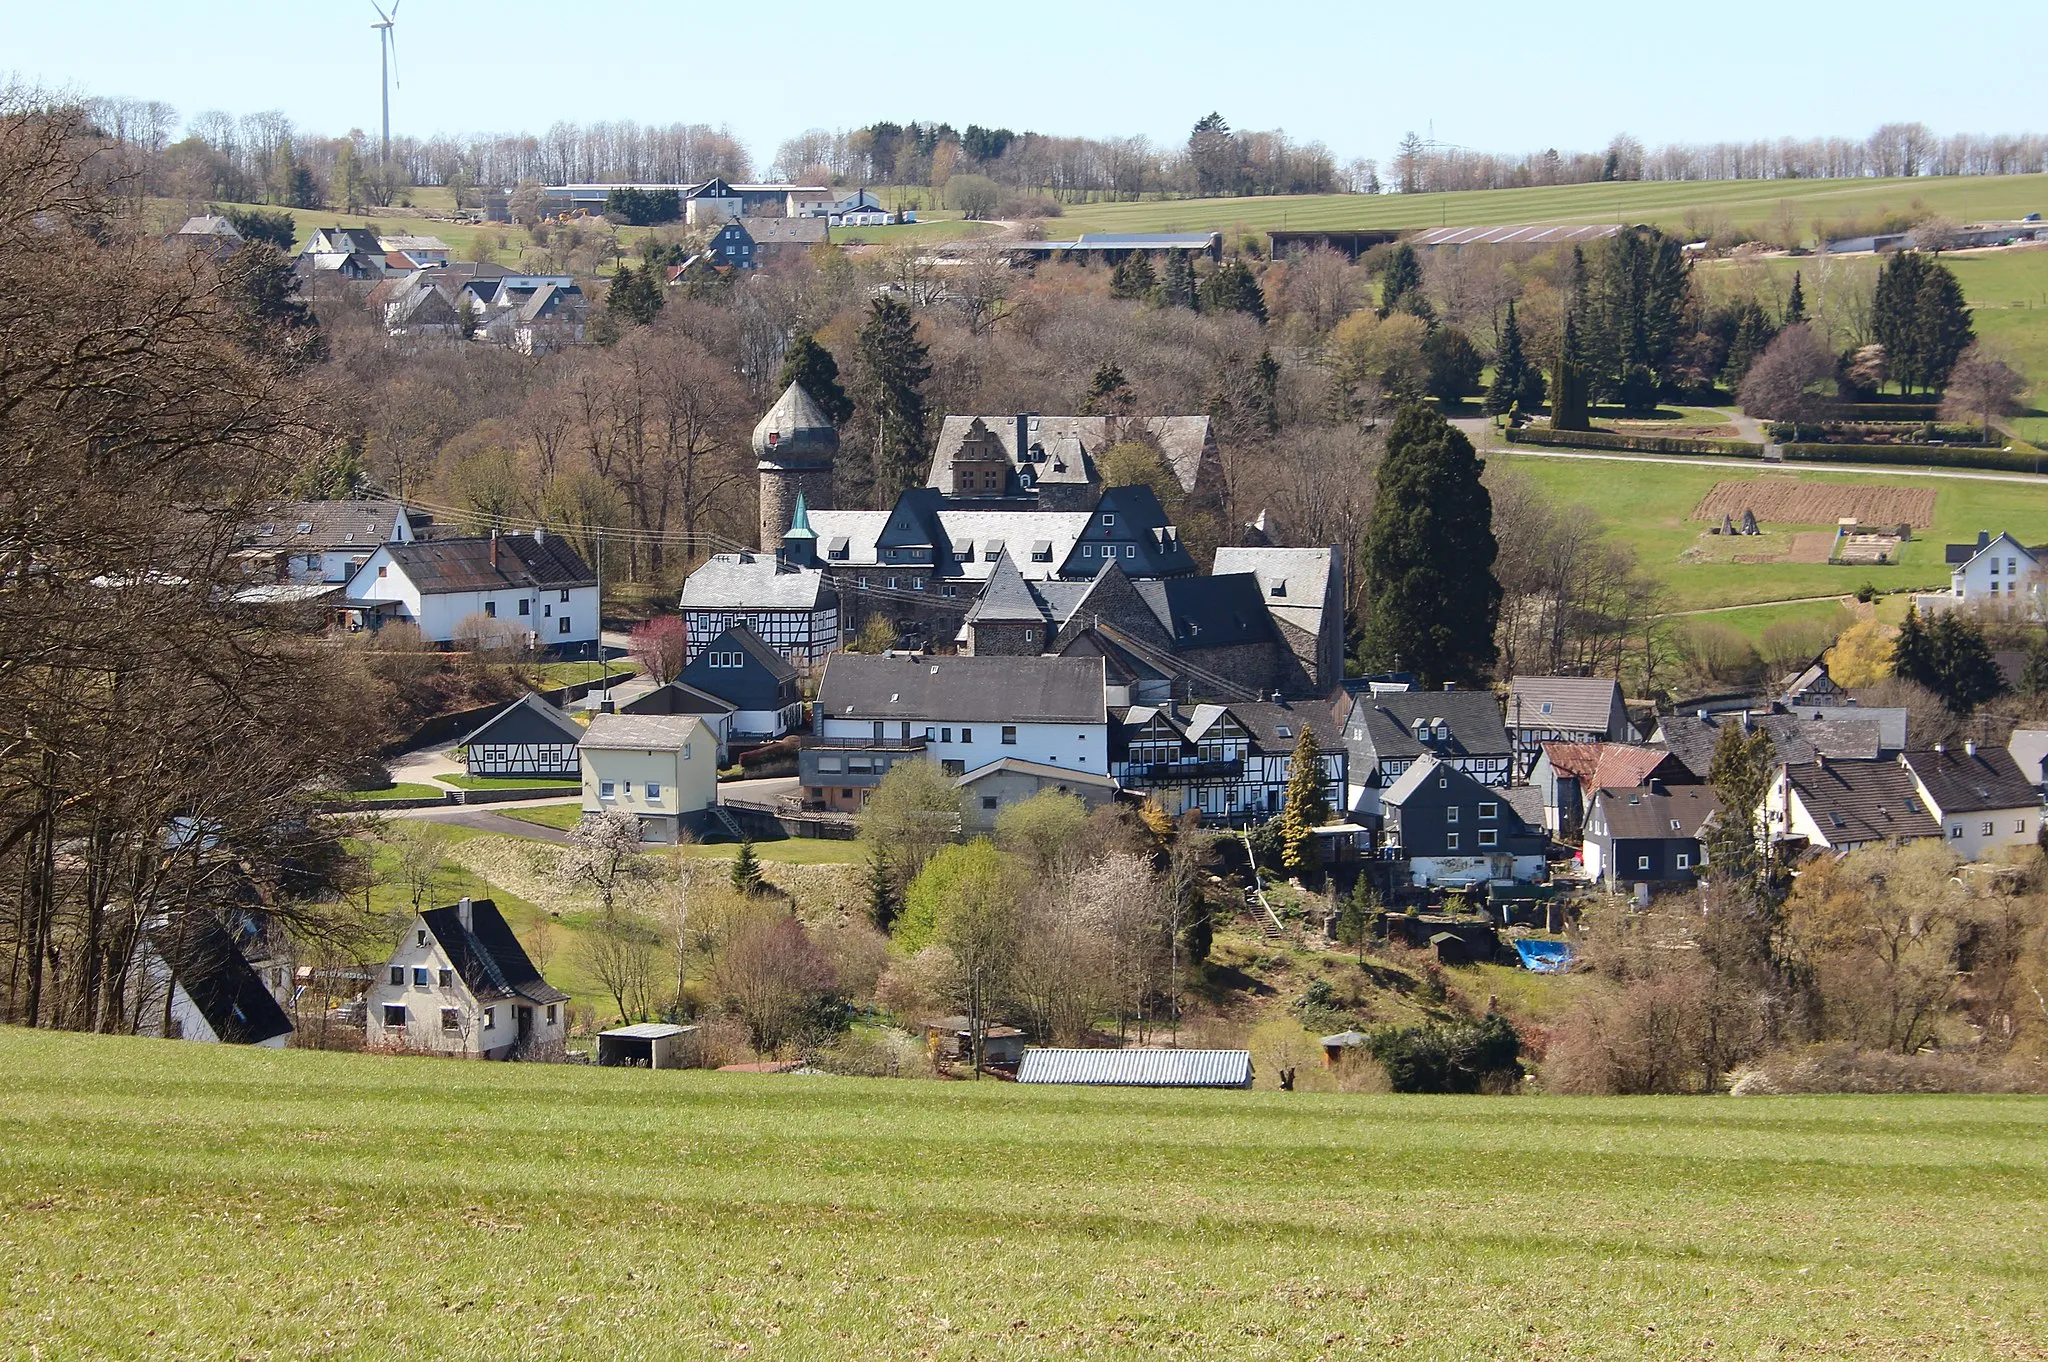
[
  {"left": 347, "top": 548, "right": 597, "bottom": 648},
  {"left": 818, "top": 714, "right": 1108, "bottom": 775},
  {"left": 1928, "top": 804, "right": 2036, "bottom": 860},
  {"left": 1952, "top": 537, "right": 2042, "bottom": 616},
  {"left": 581, "top": 739, "right": 716, "bottom": 829},
  {"left": 365, "top": 912, "right": 565, "bottom": 1058}
]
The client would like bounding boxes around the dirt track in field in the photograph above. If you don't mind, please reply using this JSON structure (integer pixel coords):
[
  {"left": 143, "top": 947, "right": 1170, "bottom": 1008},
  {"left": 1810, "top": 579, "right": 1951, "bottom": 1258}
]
[{"left": 1691, "top": 479, "right": 1936, "bottom": 527}]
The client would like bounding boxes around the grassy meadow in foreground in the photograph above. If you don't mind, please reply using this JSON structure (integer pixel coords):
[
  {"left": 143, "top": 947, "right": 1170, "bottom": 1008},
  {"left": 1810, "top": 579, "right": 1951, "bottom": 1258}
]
[{"left": 3, "top": 1027, "right": 2045, "bottom": 1360}]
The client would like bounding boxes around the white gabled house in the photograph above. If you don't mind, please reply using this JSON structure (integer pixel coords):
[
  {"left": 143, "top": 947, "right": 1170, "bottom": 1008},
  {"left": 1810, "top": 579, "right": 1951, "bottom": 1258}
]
[
  {"left": 342, "top": 530, "right": 598, "bottom": 649},
  {"left": 129, "top": 911, "right": 295, "bottom": 1047},
  {"left": 1918, "top": 531, "right": 2044, "bottom": 618},
  {"left": 366, "top": 897, "right": 568, "bottom": 1059},
  {"left": 244, "top": 498, "right": 419, "bottom": 584}
]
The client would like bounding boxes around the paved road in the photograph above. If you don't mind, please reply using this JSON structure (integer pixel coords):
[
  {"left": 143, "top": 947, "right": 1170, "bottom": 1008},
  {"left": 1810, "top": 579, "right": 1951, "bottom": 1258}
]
[
  {"left": 403, "top": 806, "right": 575, "bottom": 844},
  {"left": 1653, "top": 593, "right": 1858, "bottom": 620},
  {"left": 1496, "top": 445, "right": 2047, "bottom": 484}
]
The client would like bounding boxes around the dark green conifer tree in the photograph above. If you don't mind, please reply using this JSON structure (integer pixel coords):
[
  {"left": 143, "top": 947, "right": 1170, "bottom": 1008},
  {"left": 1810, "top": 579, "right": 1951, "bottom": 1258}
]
[
  {"left": 730, "top": 839, "right": 764, "bottom": 895},
  {"left": 777, "top": 333, "right": 855, "bottom": 425},
  {"left": 1484, "top": 300, "right": 1527, "bottom": 416},
  {"left": 1784, "top": 271, "right": 1806, "bottom": 326},
  {"left": 1357, "top": 405, "right": 1501, "bottom": 687},
  {"left": 1109, "top": 252, "right": 1157, "bottom": 300},
  {"left": 855, "top": 294, "right": 933, "bottom": 497},
  {"left": 1160, "top": 249, "right": 1197, "bottom": 309},
  {"left": 1378, "top": 242, "right": 1425, "bottom": 317},
  {"left": 1199, "top": 258, "right": 1267, "bottom": 322}
]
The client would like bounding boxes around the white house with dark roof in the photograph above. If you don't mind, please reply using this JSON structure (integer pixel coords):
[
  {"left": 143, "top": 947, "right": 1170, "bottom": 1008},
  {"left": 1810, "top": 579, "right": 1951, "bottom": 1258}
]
[
  {"left": 579, "top": 713, "right": 717, "bottom": 843},
  {"left": 802, "top": 654, "right": 1108, "bottom": 812},
  {"left": 1918, "top": 531, "right": 2044, "bottom": 618},
  {"left": 244, "top": 498, "right": 419, "bottom": 584},
  {"left": 129, "top": 912, "right": 294, "bottom": 1047},
  {"left": 1900, "top": 743, "right": 2040, "bottom": 859},
  {"left": 342, "top": 531, "right": 598, "bottom": 649},
  {"left": 679, "top": 550, "right": 840, "bottom": 668},
  {"left": 366, "top": 897, "right": 567, "bottom": 1059}
]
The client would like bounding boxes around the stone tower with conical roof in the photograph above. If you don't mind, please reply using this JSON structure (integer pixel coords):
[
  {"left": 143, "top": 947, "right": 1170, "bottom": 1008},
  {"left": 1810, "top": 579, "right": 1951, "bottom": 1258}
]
[{"left": 754, "top": 381, "right": 837, "bottom": 551}]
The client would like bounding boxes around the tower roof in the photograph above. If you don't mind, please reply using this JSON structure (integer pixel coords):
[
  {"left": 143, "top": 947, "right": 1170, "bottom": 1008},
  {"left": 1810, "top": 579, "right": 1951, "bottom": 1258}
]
[
  {"left": 753, "top": 381, "right": 838, "bottom": 462},
  {"left": 783, "top": 491, "right": 818, "bottom": 541}
]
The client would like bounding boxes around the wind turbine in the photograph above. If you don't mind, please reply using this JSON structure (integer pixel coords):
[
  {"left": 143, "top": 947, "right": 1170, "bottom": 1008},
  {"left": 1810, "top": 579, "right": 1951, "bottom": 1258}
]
[{"left": 371, "top": 0, "right": 402, "bottom": 164}]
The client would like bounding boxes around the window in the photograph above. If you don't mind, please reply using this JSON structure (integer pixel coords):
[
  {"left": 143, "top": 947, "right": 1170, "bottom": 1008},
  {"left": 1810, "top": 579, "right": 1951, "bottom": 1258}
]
[
  {"left": 438, "top": 969, "right": 452, "bottom": 988},
  {"left": 441, "top": 1008, "right": 460, "bottom": 1032},
  {"left": 416, "top": 930, "right": 426, "bottom": 947},
  {"left": 484, "top": 601, "right": 497, "bottom": 618},
  {"left": 1437, "top": 776, "right": 1447, "bottom": 788},
  {"left": 941, "top": 728, "right": 952, "bottom": 743},
  {"left": 413, "top": 968, "right": 431, "bottom": 987},
  {"left": 1637, "top": 856, "right": 1652, "bottom": 870},
  {"left": 1124, "top": 545, "right": 1135, "bottom": 558},
  {"left": 1001, "top": 725, "right": 1018, "bottom": 745},
  {"left": 378, "top": 565, "right": 388, "bottom": 578},
  {"left": 482, "top": 1007, "right": 496, "bottom": 1030},
  {"left": 546, "top": 1004, "right": 558, "bottom": 1025},
  {"left": 544, "top": 603, "right": 552, "bottom": 617},
  {"left": 389, "top": 966, "right": 404, "bottom": 986},
  {"left": 1101, "top": 513, "right": 1115, "bottom": 526},
  {"left": 647, "top": 782, "right": 662, "bottom": 800},
  {"left": 961, "top": 727, "right": 973, "bottom": 743},
  {"left": 1082, "top": 544, "right": 1093, "bottom": 557},
  {"left": 912, "top": 578, "right": 925, "bottom": 591},
  {"left": 817, "top": 755, "right": 843, "bottom": 773},
  {"left": 1983, "top": 821, "right": 1995, "bottom": 837},
  {"left": 858, "top": 576, "right": 869, "bottom": 588},
  {"left": 1024, "top": 629, "right": 1035, "bottom": 642},
  {"left": 518, "top": 598, "right": 530, "bottom": 616},
  {"left": 1676, "top": 853, "right": 1691, "bottom": 869},
  {"left": 1445, "top": 832, "right": 1460, "bottom": 850},
  {"left": 1445, "top": 806, "right": 1459, "bottom": 823},
  {"left": 2019, "top": 819, "right": 2030, "bottom": 834},
  {"left": 982, "top": 795, "right": 998, "bottom": 810},
  {"left": 1950, "top": 825, "right": 1963, "bottom": 840},
  {"left": 1478, "top": 802, "right": 1498, "bottom": 819},
  {"left": 382, "top": 1005, "right": 406, "bottom": 1028},
  {"left": 941, "top": 759, "right": 965, "bottom": 777},
  {"left": 600, "top": 780, "right": 616, "bottom": 799},
  {"left": 1478, "top": 829, "right": 1498, "bottom": 847},
  {"left": 887, "top": 576, "right": 899, "bottom": 590}
]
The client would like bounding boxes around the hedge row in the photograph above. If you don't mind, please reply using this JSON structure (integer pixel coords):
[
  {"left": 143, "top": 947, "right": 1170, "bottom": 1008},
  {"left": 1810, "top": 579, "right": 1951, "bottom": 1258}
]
[
  {"left": 1505, "top": 426, "right": 1761, "bottom": 457},
  {"left": 1766, "top": 421, "right": 1998, "bottom": 447},
  {"left": 1779, "top": 443, "right": 2044, "bottom": 473},
  {"left": 1832, "top": 402, "right": 1941, "bottom": 422}
]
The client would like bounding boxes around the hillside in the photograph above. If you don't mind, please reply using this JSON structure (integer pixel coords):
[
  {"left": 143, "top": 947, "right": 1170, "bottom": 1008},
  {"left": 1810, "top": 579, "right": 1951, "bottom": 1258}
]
[
  {"left": 1055, "top": 173, "right": 2048, "bottom": 238},
  {"left": 2, "top": 1026, "right": 2042, "bottom": 1360}
]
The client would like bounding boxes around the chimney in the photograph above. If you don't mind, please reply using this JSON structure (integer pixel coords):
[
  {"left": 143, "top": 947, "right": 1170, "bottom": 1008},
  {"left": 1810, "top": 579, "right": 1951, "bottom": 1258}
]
[
  {"left": 1934, "top": 741, "right": 1945, "bottom": 755},
  {"left": 488, "top": 528, "right": 498, "bottom": 570},
  {"left": 534, "top": 525, "right": 545, "bottom": 545},
  {"left": 1965, "top": 739, "right": 1978, "bottom": 757},
  {"left": 1816, "top": 752, "right": 1828, "bottom": 770},
  {"left": 457, "top": 896, "right": 473, "bottom": 931},
  {"left": 1442, "top": 681, "right": 1456, "bottom": 692}
]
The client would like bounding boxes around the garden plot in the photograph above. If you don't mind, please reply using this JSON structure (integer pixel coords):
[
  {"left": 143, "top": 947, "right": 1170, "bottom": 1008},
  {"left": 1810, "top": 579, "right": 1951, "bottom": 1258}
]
[{"left": 1691, "top": 479, "right": 1936, "bottom": 529}]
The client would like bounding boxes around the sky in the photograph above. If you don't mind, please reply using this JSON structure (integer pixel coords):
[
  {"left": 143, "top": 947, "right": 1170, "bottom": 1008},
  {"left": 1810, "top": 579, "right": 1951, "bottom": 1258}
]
[{"left": 9, "top": 1, "right": 2044, "bottom": 171}]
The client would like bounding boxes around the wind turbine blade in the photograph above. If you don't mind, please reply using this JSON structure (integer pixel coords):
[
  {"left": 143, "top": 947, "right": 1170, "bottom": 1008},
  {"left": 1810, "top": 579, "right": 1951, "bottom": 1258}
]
[
  {"left": 371, "top": 0, "right": 390, "bottom": 22},
  {"left": 390, "top": 0, "right": 401, "bottom": 17},
  {"left": 388, "top": 30, "right": 400, "bottom": 89}
]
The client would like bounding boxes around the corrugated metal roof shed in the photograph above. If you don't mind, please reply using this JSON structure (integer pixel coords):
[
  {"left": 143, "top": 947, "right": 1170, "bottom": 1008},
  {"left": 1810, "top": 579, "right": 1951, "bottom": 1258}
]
[
  {"left": 1410, "top": 223, "right": 1622, "bottom": 247},
  {"left": 1016, "top": 1047, "right": 1253, "bottom": 1088}
]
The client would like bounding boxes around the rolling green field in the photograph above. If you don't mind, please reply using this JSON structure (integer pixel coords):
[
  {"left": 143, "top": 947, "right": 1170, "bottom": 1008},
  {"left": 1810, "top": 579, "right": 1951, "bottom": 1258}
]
[
  {"left": 2, "top": 1027, "right": 2044, "bottom": 1360},
  {"left": 1503, "top": 451, "right": 2048, "bottom": 612},
  {"left": 1056, "top": 173, "right": 2048, "bottom": 239}
]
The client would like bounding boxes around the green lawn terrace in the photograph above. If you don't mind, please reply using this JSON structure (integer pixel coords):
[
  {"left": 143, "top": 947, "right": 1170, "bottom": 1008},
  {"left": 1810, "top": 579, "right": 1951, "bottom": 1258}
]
[{"left": 3, "top": 1025, "right": 2044, "bottom": 1360}]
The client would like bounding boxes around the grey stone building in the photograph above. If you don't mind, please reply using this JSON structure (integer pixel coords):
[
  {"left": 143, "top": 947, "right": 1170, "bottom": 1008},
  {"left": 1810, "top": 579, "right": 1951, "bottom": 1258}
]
[{"left": 755, "top": 381, "right": 837, "bottom": 552}]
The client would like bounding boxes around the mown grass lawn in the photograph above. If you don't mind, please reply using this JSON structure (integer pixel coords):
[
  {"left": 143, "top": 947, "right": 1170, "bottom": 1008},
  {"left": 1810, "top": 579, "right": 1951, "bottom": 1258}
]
[
  {"left": 437, "top": 773, "right": 581, "bottom": 791},
  {"left": 1503, "top": 452, "right": 2048, "bottom": 611},
  {"left": 331, "top": 782, "right": 446, "bottom": 803},
  {"left": 2, "top": 1027, "right": 2044, "bottom": 1360}
]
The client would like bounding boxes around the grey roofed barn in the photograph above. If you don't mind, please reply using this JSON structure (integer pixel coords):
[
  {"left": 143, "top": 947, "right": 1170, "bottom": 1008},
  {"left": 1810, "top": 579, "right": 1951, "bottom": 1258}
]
[
  {"left": 817, "top": 653, "right": 1106, "bottom": 725},
  {"left": 1211, "top": 546, "right": 1336, "bottom": 640},
  {"left": 1507, "top": 676, "right": 1632, "bottom": 736}
]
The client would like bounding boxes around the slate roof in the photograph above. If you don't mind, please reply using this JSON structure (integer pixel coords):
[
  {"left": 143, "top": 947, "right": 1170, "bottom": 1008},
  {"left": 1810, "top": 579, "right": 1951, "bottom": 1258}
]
[
  {"left": 1904, "top": 746, "right": 2039, "bottom": 813},
  {"left": 680, "top": 554, "right": 834, "bottom": 611},
  {"left": 172, "top": 213, "right": 243, "bottom": 241},
  {"left": 380, "top": 534, "right": 594, "bottom": 593},
  {"left": 1784, "top": 759, "right": 1941, "bottom": 845},
  {"left": 806, "top": 506, "right": 1092, "bottom": 581},
  {"left": 1502, "top": 785, "right": 1547, "bottom": 828},
  {"left": 818, "top": 654, "right": 1106, "bottom": 725},
  {"left": 248, "top": 499, "right": 409, "bottom": 553},
  {"left": 2009, "top": 728, "right": 2048, "bottom": 787},
  {"left": 965, "top": 551, "right": 1049, "bottom": 625},
  {"left": 1591, "top": 783, "right": 1721, "bottom": 841},
  {"left": 147, "top": 913, "right": 294, "bottom": 1045},
  {"left": 926, "top": 415, "right": 1215, "bottom": 495},
  {"left": 457, "top": 692, "right": 586, "bottom": 750},
  {"left": 1131, "top": 574, "right": 1274, "bottom": 649},
  {"left": 420, "top": 898, "right": 568, "bottom": 1006},
  {"left": 1344, "top": 690, "right": 1512, "bottom": 764},
  {"left": 579, "top": 713, "right": 703, "bottom": 751},
  {"left": 1654, "top": 712, "right": 1880, "bottom": 780},
  {"left": 1227, "top": 695, "right": 1348, "bottom": 753},
  {"left": 752, "top": 381, "right": 838, "bottom": 462},
  {"left": 1016, "top": 1047, "right": 1252, "bottom": 1087},
  {"left": 1211, "top": 546, "right": 1335, "bottom": 641},
  {"left": 1783, "top": 703, "right": 1909, "bottom": 752},
  {"left": 1508, "top": 676, "right": 1627, "bottom": 733}
]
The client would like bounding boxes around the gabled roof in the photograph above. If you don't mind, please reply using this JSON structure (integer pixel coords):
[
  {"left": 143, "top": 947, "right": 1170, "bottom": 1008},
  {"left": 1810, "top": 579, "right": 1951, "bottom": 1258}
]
[
  {"left": 2009, "top": 728, "right": 2048, "bottom": 787},
  {"left": 1211, "top": 546, "right": 1335, "bottom": 639},
  {"left": 1130, "top": 574, "right": 1273, "bottom": 650},
  {"left": 247, "top": 499, "right": 409, "bottom": 553},
  {"left": 965, "top": 551, "right": 1049, "bottom": 625},
  {"left": 1590, "top": 783, "right": 1721, "bottom": 841},
  {"left": 1540, "top": 741, "right": 1689, "bottom": 792},
  {"left": 457, "top": 692, "right": 585, "bottom": 751},
  {"left": 1384, "top": 753, "right": 1474, "bottom": 806},
  {"left": 147, "top": 913, "right": 294, "bottom": 1045},
  {"left": 953, "top": 757, "right": 1116, "bottom": 790},
  {"left": 1947, "top": 531, "right": 2031, "bottom": 568},
  {"left": 680, "top": 553, "right": 834, "bottom": 610},
  {"left": 925, "top": 415, "right": 1215, "bottom": 495},
  {"left": 1654, "top": 711, "right": 1881, "bottom": 780},
  {"left": 420, "top": 899, "right": 568, "bottom": 1006},
  {"left": 1903, "top": 745, "right": 2039, "bottom": 814},
  {"left": 1784, "top": 759, "right": 1940, "bottom": 845},
  {"left": 1059, "top": 484, "right": 1196, "bottom": 578},
  {"left": 1508, "top": 676, "right": 1627, "bottom": 733},
  {"left": 1345, "top": 690, "right": 1512, "bottom": 764},
  {"left": 580, "top": 713, "right": 703, "bottom": 751},
  {"left": 1227, "top": 695, "right": 1348, "bottom": 754},
  {"left": 818, "top": 654, "right": 1106, "bottom": 725},
  {"left": 378, "top": 534, "right": 594, "bottom": 593}
]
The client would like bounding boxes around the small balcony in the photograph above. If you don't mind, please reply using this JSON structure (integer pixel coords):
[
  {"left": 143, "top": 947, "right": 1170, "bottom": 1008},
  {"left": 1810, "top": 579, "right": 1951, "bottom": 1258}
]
[{"left": 1118, "top": 758, "right": 1244, "bottom": 785}]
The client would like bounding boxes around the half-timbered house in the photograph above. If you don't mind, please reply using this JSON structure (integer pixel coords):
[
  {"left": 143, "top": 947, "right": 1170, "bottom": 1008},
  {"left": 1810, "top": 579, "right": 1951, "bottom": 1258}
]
[{"left": 457, "top": 693, "right": 584, "bottom": 779}]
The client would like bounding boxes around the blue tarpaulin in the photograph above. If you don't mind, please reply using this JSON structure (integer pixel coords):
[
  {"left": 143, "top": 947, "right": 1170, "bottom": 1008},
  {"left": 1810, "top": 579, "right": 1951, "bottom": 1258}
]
[{"left": 1513, "top": 939, "right": 1575, "bottom": 973}]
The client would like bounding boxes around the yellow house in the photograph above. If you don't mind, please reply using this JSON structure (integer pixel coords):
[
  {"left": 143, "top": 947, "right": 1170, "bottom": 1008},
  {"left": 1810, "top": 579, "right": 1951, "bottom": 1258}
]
[{"left": 579, "top": 713, "right": 716, "bottom": 843}]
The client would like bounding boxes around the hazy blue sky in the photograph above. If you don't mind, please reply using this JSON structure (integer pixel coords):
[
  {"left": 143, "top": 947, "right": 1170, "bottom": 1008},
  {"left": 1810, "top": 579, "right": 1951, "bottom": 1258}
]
[{"left": 10, "top": 1, "right": 2043, "bottom": 169}]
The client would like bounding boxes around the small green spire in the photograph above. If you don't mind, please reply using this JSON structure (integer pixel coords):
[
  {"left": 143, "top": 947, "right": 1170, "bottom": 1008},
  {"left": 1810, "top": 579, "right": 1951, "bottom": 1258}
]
[{"left": 785, "top": 490, "right": 816, "bottom": 539}]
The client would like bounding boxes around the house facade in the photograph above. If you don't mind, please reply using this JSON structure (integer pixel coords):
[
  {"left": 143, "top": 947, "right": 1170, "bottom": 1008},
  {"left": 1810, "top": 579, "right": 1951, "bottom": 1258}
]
[
  {"left": 1110, "top": 697, "right": 1345, "bottom": 825},
  {"left": 680, "top": 552, "right": 840, "bottom": 669},
  {"left": 1381, "top": 755, "right": 1547, "bottom": 888},
  {"left": 1902, "top": 743, "right": 2041, "bottom": 859},
  {"left": 672, "top": 625, "right": 804, "bottom": 741},
  {"left": 365, "top": 897, "right": 567, "bottom": 1059},
  {"left": 1919, "top": 531, "right": 2043, "bottom": 618},
  {"left": 1583, "top": 782, "right": 1720, "bottom": 890},
  {"left": 457, "top": 693, "right": 584, "bottom": 779},
  {"left": 579, "top": 714, "right": 717, "bottom": 843},
  {"left": 801, "top": 654, "right": 1107, "bottom": 812},
  {"left": 244, "top": 498, "right": 418, "bottom": 584},
  {"left": 955, "top": 758, "right": 1118, "bottom": 832},
  {"left": 342, "top": 531, "right": 598, "bottom": 650}
]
